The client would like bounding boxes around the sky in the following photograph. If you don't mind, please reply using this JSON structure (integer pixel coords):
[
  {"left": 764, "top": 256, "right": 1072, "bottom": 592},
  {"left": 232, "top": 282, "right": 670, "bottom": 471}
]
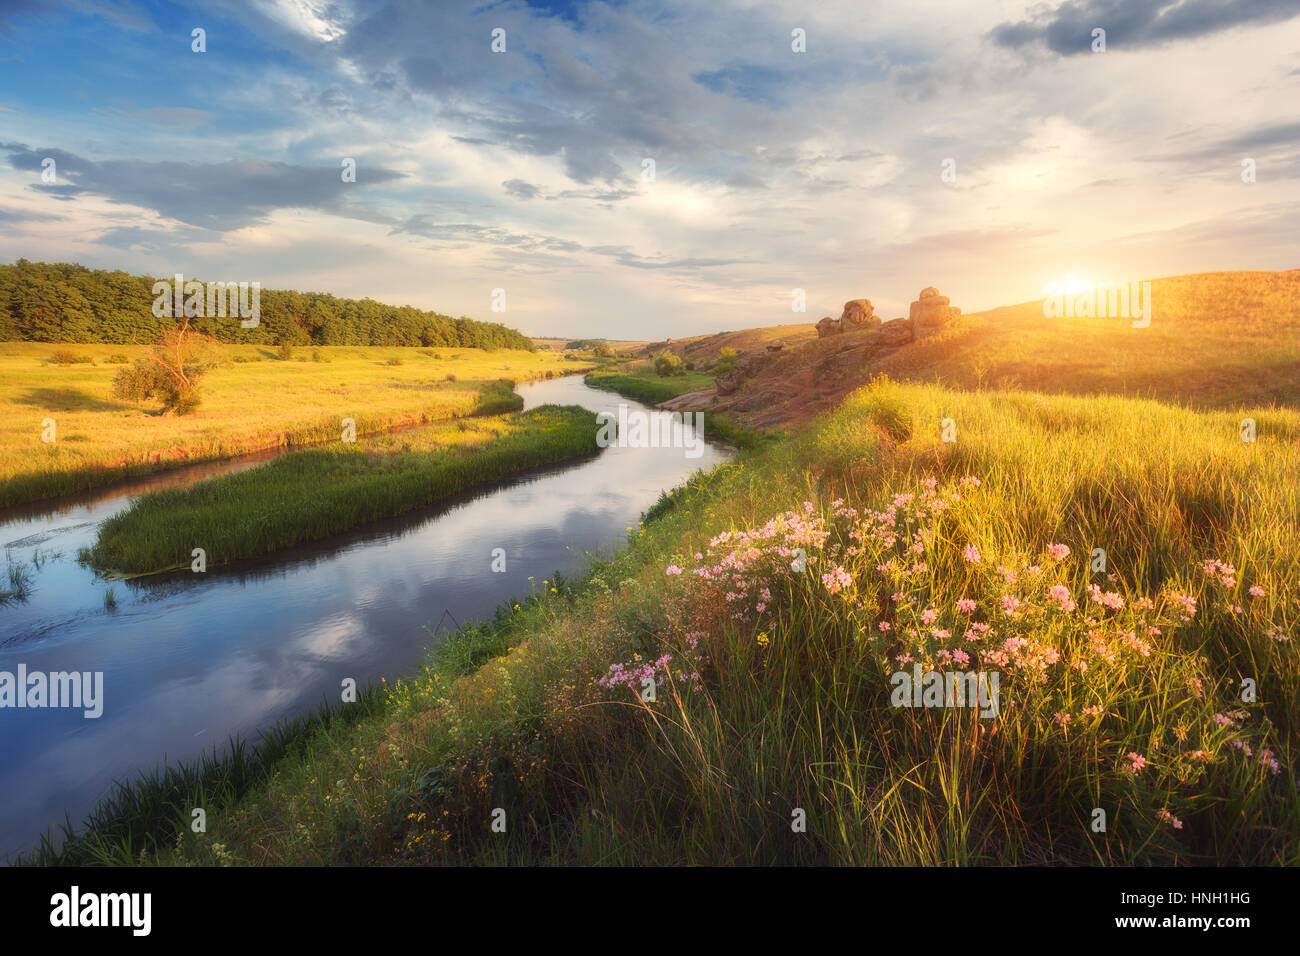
[{"left": 0, "top": 0, "right": 1297, "bottom": 339}]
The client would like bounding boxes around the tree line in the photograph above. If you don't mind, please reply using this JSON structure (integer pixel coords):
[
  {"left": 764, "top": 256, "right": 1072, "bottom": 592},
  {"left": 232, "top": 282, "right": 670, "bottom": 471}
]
[{"left": 0, "top": 259, "right": 535, "bottom": 350}]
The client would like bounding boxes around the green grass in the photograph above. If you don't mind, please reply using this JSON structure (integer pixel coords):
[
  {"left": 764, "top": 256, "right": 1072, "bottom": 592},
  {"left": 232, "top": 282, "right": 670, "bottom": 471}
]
[
  {"left": 584, "top": 366, "right": 714, "bottom": 404},
  {"left": 584, "top": 364, "right": 766, "bottom": 449},
  {"left": 85, "top": 404, "right": 601, "bottom": 575},
  {"left": 0, "top": 341, "right": 583, "bottom": 509},
  {"left": 26, "top": 374, "right": 1300, "bottom": 866}
]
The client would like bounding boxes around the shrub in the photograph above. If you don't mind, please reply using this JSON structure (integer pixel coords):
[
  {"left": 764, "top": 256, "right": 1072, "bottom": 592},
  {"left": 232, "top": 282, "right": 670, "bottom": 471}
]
[
  {"left": 386, "top": 356, "right": 405, "bottom": 366},
  {"left": 111, "top": 318, "right": 214, "bottom": 415},
  {"left": 653, "top": 350, "right": 685, "bottom": 377},
  {"left": 311, "top": 349, "right": 330, "bottom": 363},
  {"left": 49, "top": 349, "right": 91, "bottom": 365},
  {"left": 594, "top": 342, "right": 616, "bottom": 358},
  {"left": 106, "top": 353, "right": 129, "bottom": 364},
  {"left": 277, "top": 342, "right": 295, "bottom": 361},
  {"left": 715, "top": 346, "right": 738, "bottom": 374}
]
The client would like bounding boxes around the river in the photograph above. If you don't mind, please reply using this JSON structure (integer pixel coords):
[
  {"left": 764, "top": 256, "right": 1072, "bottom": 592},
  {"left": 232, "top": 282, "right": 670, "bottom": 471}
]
[{"left": 0, "top": 376, "right": 729, "bottom": 860}]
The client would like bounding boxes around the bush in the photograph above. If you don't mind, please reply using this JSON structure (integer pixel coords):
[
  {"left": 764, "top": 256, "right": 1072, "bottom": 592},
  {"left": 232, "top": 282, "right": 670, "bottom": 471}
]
[
  {"left": 311, "top": 349, "right": 330, "bottom": 363},
  {"left": 715, "top": 346, "right": 738, "bottom": 374},
  {"left": 49, "top": 349, "right": 91, "bottom": 365},
  {"left": 106, "top": 353, "right": 129, "bottom": 364},
  {"left": 594, "top": 342, "right": 616, "bottom": 358},
  {"left": 112, "top": 360, "right": 202, "bottom": 415},
  {"left": 386, "top": 356, "right": 405, "bottom": 366},
  {"left": 653, "top": 351, "right": 685, "bottom": 377},
  {"left": 277, "top": 342, "right": 295, "bottom": 361}
]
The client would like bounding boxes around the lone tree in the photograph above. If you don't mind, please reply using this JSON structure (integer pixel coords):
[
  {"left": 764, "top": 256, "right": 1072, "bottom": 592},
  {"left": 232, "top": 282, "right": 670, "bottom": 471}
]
[{"left": 112, "top": 316, "right": 216, "bottom": 415}]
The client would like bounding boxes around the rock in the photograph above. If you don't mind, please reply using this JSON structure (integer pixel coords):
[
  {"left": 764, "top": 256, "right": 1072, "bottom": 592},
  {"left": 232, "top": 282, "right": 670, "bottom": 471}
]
[
  {"left": 870, "top": 318, "right": 914, "bottom": 346},
  {"left": 908, "top": 288, "right": 956, "bottom": 327},
  {"left": 734, "top": 391, "right": 774, "bottom": 412},
  {"left": 840, "top": 298, "right": 878, "bottom": 329},
  {"left": 715, "top": 371, "right": 741, "bottom": 395},
  {"left": 823, "top": 345, "right": 870, "bottom": 370},
  {"left": 765, "top": 342, "right": 784, "bottom": 352},
  {"left": 816, "top": 315, "right": 844, "bottom": 338}
]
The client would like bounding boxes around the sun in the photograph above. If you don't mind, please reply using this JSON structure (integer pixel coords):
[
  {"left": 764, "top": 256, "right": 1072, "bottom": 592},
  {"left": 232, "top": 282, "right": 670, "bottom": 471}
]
[{"left": 1045, "top": 274, "right": 1095, "bottom": 296}]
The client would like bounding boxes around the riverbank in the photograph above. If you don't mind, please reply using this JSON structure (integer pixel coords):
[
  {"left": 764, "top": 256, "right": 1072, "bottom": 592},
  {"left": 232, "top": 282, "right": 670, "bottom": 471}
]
[
  {"left": 86, "top": 404, "right": 602, "bottom": 575},
  {"left": 20, "top": 377, "right": 1299, "bottom": 865},
  {"left": 0, "top": 341, "right": 587, "bottom": 509},
  {"left": 584, "top": 365, "right": 766, "bottom": 449}
]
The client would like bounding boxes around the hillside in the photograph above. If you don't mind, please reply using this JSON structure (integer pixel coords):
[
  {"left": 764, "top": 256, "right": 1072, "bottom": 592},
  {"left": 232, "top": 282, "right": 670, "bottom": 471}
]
[{"left": 656, "top": 271, "right": 1300, "bottom": 428}]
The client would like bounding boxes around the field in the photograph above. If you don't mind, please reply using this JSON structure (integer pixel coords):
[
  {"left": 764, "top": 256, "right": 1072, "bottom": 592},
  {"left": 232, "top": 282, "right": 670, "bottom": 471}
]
[
  {"left": 0, "top": 342, "right": 578, "bottom": 508},
  {"left": 87, "top": 404, "right": 600, "bottom": 575},
  {"left": 26, "top": 369, "right": 1300, "bottom": 865}
]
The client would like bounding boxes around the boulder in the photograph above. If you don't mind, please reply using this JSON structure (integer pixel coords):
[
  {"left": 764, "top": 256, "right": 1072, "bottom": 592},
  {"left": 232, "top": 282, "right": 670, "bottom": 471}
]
[
  {"left": 765, "top": 342, "right": 784, "bottom": 352},
  {"left": 840, "top": 298, "right": 878, "bottom": 329},
  {"left": 870, "top": 318, "right": 915, "bottom": 346},
  {"left": 909, "top": 288, "right": 956, "bottom": 327},
  {"left": 815, "top": 315, "right": 844, "bottom": 338}
]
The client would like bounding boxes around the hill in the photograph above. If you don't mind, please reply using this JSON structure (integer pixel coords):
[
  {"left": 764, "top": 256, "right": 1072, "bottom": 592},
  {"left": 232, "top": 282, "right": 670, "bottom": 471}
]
[{"left": 657, "top": 271, "right": 1300, "bottom": 428}]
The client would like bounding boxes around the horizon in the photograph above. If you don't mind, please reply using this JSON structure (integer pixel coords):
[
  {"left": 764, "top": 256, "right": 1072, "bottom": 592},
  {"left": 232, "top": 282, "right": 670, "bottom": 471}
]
[{"left": 2, "top": 1, "right": 1298, "bottom": 338}]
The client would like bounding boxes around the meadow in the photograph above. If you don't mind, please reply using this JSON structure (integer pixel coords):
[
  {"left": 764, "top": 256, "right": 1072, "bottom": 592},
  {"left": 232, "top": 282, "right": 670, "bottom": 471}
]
[
  {"left": 0, "top": 341, "right": 579, "bottom": 508},
  {"left": 85, "top": 404, "right": 601, "bottom": 575},
  {"left": 24, "top": 374, "right": 1298, "bottom": 865}
]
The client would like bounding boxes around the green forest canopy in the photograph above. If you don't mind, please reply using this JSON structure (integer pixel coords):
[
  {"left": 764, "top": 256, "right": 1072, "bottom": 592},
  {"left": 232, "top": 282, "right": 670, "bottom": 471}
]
[{"left": 0, "top": 259, "right": 535, "bottom": 350}]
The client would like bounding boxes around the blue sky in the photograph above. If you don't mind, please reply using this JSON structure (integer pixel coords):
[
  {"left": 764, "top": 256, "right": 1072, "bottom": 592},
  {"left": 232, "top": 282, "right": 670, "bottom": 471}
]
[{"left": 1, "top": 0, "right": 1297, "bottom": 338}]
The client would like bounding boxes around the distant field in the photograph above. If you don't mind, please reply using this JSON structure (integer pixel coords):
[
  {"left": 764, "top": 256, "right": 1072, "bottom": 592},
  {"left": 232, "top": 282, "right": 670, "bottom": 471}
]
[{"left": 0, "top": 342, "right": 576, "bottom": 508}]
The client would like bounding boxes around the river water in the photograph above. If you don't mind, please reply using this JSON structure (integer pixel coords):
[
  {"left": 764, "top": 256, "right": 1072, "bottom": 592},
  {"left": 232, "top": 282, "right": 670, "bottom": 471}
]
[{"left": 0, "top": 376, "right": 729, "bottom": 860}]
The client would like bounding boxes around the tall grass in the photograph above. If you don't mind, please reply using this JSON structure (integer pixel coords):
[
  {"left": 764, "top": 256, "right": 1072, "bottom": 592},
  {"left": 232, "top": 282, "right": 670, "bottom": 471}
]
[{"left": 86, "top": 405, "right": 600, "bottom": 575}]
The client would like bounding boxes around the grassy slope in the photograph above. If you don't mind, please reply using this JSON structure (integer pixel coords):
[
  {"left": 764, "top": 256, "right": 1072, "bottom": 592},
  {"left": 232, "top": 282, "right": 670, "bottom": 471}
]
[
  {"left": 87, "top": 405, "right": 601, "bottom": 575},
  {"left": 0, "top": 342, "right": 578, "bottom": 508},
  {"left": 871, "top": 271, "right": 1300, "bottom": 409},
  {"left": 27, "top": 375, "right": 1300, "bottom": 866}
]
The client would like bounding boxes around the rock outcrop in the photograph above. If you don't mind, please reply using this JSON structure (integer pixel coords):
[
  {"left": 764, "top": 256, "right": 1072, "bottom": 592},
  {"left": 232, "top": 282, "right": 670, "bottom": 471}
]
[
  {"left": 841, "top": 298, "right": 879, "bottom": 329},
  {"left": 815, "top": 315, "right": 843, "bottom": 338},
  {"left": 908, "top": 286, "right": 962, "bottom": 330},
  {"left": 816, "top": 298, "right": 881, "bottom": 337}
]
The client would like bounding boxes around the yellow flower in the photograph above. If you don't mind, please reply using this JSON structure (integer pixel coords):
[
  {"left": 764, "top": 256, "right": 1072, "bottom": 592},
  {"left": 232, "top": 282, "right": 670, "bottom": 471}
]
[{"left": 756, "top": 632, "right": 770, "bottom": 647}]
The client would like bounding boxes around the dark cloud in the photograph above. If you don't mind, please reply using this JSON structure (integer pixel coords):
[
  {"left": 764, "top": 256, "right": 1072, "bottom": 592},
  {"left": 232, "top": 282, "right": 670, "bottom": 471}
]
[
  {"left": 502, "top": 178, "right": 540, "bottom": 200},
  {"left": 991, "top": 0, "right": 1300, "bottom": 55},
  {"left": 0, "top": 143, "right": 406, "bottom": 231}
]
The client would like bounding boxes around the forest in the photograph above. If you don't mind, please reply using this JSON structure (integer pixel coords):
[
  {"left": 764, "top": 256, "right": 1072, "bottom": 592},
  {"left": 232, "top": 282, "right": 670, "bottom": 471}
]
[{"left": 0, "top": 260, "right": 535, "bottom": 350}]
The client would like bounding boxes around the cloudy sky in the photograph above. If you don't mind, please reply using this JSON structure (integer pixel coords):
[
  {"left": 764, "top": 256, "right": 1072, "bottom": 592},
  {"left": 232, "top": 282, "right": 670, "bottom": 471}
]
[{"left": 1, "top": 0, "right": 1297, "bottom": 338}]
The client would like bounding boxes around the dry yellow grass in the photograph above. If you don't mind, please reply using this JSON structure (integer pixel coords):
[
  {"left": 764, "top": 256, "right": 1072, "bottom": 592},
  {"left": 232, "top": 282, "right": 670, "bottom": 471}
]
[{"left": 0, "top": 341, "right": 574, "bottom": 507}]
